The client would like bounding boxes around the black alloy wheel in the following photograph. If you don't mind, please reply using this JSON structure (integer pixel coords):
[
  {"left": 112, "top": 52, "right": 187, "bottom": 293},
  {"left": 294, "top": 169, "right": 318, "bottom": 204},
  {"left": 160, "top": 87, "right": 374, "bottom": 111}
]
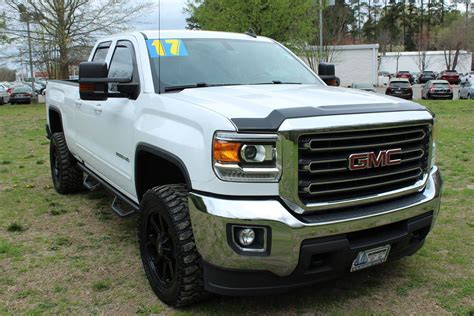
[{"left": 144, "top": 211, "right": 177, "bottom": 289}]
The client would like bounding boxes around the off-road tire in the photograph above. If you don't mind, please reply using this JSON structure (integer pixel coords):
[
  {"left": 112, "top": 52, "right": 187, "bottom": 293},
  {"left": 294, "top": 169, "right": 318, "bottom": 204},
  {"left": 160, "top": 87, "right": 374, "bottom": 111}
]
[
  {"left": 138, "top": 184, "right": 209, "bottom": 307},
  {"left": 49, "top": 132, "right": 83, "bottom": 194}
]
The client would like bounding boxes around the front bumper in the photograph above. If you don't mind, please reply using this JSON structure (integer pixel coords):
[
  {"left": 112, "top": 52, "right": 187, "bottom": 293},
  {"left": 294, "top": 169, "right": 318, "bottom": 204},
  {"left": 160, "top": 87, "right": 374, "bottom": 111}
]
[
  {"left": 429, "top": 93, "right": 453, "bottom": 99},
  {"left": 189, "top": 167, "right": 442, "bottom": 294}
]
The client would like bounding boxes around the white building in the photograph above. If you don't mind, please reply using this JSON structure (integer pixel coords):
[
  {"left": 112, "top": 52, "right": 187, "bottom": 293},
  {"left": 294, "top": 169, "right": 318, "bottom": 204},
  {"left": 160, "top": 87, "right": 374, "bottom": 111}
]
[
  {"left": 299, "top": 44, "right": 380, "bottom": 87},
  {"left": 379, "top": 50, "right": 473, "bottom": 75}
]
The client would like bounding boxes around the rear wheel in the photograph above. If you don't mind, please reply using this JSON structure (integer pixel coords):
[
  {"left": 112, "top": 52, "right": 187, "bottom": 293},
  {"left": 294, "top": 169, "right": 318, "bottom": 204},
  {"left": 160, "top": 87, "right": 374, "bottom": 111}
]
[
  {"left": 49, "top": 132, "right": 83, "bottom": 194},
  {"left": 138, "top": 184, "right": 209, "bottom": 307},
  {"left": 0, "top": 97, "right": 4, "bottom": 105}
]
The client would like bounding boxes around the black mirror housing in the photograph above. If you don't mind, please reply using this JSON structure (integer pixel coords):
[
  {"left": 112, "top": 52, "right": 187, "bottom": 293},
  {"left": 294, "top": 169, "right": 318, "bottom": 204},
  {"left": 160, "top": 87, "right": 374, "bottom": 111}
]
[
  {"left": 318, "top": 63, "right": 339, "bottom": 86},
  {"left": 79, "top": 62, "right": 108, "bottom": 101}
]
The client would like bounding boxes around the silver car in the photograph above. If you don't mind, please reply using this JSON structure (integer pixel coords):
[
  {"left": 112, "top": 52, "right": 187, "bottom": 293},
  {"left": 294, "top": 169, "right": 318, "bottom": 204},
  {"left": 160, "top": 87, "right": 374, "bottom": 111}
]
[
  {"left": 459, "top": 79, "right": 474, "bottom": 99},
  {"left": 0, "top": 85, "right": 10, "bottom": 105}
]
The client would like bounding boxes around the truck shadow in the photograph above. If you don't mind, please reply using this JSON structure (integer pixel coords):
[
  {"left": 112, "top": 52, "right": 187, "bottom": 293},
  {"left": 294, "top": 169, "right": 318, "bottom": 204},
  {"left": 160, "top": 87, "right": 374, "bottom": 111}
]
[
  {"left": 192, "top": 263, "right": 407, "bottom": 313},
  {"left": 86, "top": 188, "right": 410, "bottom": 313}
]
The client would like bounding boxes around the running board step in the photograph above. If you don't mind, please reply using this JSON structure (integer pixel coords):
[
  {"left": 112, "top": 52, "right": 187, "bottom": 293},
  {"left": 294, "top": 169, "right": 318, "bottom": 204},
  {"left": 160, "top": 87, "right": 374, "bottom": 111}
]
[
  {"left": 83, "top": 174, "right": 101, "bottom": 191},
  {"left": 77, "top": 163, "right": 140, "bottom": 218},
  {"left": 111, "top": 196, "right": 137, "bottom": 217}
]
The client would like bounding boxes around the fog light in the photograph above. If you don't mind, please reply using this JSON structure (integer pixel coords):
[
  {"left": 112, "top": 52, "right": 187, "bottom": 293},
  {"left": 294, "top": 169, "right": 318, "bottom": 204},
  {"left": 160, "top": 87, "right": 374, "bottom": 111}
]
[{"left": 238, "top": 228, "right": 255, "bottom": 246}]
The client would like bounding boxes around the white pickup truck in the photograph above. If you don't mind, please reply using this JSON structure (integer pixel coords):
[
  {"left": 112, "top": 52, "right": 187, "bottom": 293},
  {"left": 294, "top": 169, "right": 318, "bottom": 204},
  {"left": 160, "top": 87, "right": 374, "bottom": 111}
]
[{"left": 46, "top": 30, "right": 442, "bottom": 306}]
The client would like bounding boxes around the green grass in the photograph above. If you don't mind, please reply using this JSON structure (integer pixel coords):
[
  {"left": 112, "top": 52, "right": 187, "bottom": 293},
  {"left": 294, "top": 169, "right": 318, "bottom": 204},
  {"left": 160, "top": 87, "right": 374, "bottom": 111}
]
[{"left": 0, "top": 101, "right": 473, "bottom": 314}]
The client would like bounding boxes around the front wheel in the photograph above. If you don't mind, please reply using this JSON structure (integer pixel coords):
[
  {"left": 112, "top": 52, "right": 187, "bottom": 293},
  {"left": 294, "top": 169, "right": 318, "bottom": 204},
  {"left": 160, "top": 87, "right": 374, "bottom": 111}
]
[{"left": 138, "top": 184, "right": 209, "bottom": 307}]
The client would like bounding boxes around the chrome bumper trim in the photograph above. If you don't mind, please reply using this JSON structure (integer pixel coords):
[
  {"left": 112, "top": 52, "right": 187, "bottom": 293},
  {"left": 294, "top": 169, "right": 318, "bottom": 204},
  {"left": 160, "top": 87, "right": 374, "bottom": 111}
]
[{"left": 189, "top": 167, "right": 442, "bottom": 276}]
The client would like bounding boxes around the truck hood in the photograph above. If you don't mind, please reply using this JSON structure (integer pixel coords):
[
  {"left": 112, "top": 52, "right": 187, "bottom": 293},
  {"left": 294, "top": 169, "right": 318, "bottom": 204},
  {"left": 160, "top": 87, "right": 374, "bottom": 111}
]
[{"left": 166, "top": 84, "right": 419, "bottom": 120}]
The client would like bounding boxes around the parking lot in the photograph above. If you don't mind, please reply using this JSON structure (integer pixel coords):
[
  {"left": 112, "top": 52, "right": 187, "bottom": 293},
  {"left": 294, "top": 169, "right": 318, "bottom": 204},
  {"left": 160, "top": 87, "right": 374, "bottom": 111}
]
[{"left": 376, "top": 84, "right": 461, "bottom": 100}]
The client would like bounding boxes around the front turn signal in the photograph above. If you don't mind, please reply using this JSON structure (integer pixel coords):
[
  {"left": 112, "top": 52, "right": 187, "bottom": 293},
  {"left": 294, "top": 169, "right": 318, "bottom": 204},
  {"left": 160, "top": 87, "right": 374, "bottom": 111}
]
[{"left": 213, "top": 140, "right": 241, "bottom": 163}]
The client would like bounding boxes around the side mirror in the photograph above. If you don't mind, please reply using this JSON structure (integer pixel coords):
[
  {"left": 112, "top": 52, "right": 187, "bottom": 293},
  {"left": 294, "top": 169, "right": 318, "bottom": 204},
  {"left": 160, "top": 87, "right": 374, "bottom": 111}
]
[
  {"left": 318, "top": 63, "right": 338, "bottom": 86},
  {"left": 79, "top": 62, "right": 137, "bottom": 101},
  {"left": 318, "top": 63, "right": 335, "bottom": 76},
  {"left": 79, "top": 62, "right": 108, "bottom": 101}
]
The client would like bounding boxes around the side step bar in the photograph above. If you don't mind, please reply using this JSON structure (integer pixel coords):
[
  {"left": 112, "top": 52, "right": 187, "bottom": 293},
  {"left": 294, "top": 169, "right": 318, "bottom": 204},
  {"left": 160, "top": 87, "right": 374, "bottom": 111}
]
[
  {"left": 77, "top": 163, "right": 139, "bottom": 217},
  {"left": 83, "top": 174, "right": 100, "bottom": 191}
]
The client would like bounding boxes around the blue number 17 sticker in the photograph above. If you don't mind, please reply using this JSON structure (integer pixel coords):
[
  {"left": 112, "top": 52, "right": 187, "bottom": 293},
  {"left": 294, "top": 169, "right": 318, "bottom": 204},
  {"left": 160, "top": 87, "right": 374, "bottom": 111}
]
[{"left": 146, "top": 39, "right": 188, "bottom": 58}]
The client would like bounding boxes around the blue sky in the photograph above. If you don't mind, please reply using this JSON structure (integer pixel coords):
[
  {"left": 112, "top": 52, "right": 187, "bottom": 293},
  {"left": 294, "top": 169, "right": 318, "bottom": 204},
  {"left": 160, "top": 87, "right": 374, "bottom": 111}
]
[{"left": 132, "top": 0, "right": 189, "bottom": 30}]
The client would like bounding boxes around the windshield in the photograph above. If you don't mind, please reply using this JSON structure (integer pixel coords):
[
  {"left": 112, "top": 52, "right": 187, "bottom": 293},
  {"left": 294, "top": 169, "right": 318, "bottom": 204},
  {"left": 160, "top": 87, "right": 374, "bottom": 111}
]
[
  {"left": 13, "top": 86, "right": 31, "bottom": 93},
  {"left": 148, "top": 38, "right": 320, "bottom": 92},
  {"left": 390, "top": 81, "right": 410, "bottom": 88}
]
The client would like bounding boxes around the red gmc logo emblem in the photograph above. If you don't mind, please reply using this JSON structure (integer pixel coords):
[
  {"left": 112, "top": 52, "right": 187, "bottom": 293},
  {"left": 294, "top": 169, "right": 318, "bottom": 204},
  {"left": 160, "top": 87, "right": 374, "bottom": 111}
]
[{"left": 348, "top": 148, "right": 402, "bottom": 171}]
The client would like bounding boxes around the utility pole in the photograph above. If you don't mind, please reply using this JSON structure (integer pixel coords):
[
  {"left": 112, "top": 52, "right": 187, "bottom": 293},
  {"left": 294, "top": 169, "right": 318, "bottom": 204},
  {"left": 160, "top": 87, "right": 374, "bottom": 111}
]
[
  {"left": 318, "top": 0, "right": 335, "bottom": 63},
  {"left": 18, "top": 4, "right": 36, "bottom": 101},
  {"left": 319, "top": 0, "right": 323, "bottom": 62}
]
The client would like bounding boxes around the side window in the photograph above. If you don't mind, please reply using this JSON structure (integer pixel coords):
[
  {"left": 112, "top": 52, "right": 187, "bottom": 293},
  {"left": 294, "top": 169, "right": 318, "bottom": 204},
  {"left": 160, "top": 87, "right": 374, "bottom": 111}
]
[
  {"left": 108, "top": 41, "right": 135, "bottom": 92},
  {"left": 92, "top": 41, "right": 111, "bottom": 62}
]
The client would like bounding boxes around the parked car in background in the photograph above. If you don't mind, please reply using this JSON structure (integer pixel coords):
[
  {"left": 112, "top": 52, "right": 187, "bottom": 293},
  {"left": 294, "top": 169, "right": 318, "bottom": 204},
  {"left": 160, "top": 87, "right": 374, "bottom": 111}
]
[
  {"left": 1, "top": 82, "right": 16, "bottom": 94},
  {"left": 385, "top": 79, "right": 413, "bottom": 100},
  {"left": 459, "top": 79, "right": 474, "bottom": 99},
  {"left": 9, "top": 86, "right": 32, "bottom": 104},
  {"left": 418, "top": 71, "right": 436, "bottom": 84},
  {"left": 421, "top": 80, "right": 453, "bottom": 100},
  {"left": 378, "top": 71, "right": 391, "bottom": 86},
  {"left": 24, "top": 82, "right": 46, "bottom": 95},
  {"left": 0, "top": 85, "right": 10, "bottom": 105},
  {"left": 411, "top": 72, "right": 419, "bottom": 84},
  {"left": 437, "top": 70, "right": 460, "bottom": 84},
  {"left": 396, "top": 71, "right": 414, "bottom": 84},
  {"left": 351, "top": 82, "right": 376, "bottom": 92},
  {"left": 460, "top": 71, "right": 474, "bottom": 83}
]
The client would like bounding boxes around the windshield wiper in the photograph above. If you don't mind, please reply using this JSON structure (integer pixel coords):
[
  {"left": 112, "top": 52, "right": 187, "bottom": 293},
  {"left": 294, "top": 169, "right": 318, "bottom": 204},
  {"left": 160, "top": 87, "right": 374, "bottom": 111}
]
[
  {"left": 251, "top": 80, "right": 302, "bottom": 85},
  {"left": 164, "top": 83, "right": 243, "bottom": 93},
  {"left": 164, "top": 83, "right": 209, "bottom": 92},
  {"left": 163, "top": 81, "right": 301, "bottom": 92}
]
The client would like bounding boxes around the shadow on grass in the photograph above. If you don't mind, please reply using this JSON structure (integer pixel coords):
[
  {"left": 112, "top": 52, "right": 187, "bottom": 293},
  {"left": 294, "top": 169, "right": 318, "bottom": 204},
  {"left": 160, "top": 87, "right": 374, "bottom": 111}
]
[{"left": 82, "top": 187, "right": 409, "bottom": 313}]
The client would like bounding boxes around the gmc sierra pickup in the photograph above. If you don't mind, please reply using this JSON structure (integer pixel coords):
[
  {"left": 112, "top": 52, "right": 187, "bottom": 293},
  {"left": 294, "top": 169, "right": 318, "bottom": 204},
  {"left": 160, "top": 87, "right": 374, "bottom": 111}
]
[{"left": 46, "top": 30, "right": 442, "bottom": 307}]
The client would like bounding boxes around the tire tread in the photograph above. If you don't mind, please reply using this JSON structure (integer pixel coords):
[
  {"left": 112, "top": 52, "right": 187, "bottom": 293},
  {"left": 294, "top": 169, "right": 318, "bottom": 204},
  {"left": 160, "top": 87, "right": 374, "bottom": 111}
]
[{"left": 139, "top": 184, "right": 209, "bottom": 307}]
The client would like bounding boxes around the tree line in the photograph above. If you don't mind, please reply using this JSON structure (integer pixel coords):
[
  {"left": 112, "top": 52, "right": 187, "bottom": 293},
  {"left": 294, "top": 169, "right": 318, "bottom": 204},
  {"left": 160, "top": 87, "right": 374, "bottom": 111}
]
[
  {"left": 0, "top": 0, "right": 150, "bottom": 79},
  {"left": 186, "top": 0, "right": 473, "bottom": 71}
]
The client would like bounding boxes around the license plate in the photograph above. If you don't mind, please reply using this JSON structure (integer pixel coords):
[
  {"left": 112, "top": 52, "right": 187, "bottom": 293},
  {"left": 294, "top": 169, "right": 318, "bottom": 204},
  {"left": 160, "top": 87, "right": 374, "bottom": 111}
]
[
  {"left": 350, "top": 245, "right": 391, "bottom": 272},
  {"left": 17, "top": 94, "right": 24, "bottom": 97}
]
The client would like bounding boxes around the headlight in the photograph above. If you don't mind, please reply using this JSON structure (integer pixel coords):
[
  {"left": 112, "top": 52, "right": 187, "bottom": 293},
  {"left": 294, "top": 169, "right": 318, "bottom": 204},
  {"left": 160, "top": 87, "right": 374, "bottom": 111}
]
[
  {"left": 212, "top": 132, "right": 281, "bottom": 182},
  {"left": 429, "top": 119, "right": 438, "bottom": 169}
]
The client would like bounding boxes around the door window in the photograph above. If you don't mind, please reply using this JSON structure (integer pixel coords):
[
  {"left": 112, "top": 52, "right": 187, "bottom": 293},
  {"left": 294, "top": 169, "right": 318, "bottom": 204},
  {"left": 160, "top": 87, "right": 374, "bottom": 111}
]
[
  {"left": 92, "top": 41, "right": 111, "bottom": 62},
  {"left": 108, "top": 41, "right": 136, "bottom": 92}
]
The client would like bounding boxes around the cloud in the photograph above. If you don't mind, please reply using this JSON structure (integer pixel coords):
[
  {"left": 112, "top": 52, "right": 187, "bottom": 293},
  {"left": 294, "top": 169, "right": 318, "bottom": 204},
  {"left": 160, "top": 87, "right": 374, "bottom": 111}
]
[{"left": 131, "top": 0, "right": 189, "bottom": 30}]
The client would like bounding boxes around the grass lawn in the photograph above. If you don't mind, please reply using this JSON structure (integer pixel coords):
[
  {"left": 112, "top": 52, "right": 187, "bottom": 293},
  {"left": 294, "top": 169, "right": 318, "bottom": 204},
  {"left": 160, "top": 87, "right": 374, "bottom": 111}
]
[{"left": 0, "top": 100, "right": 473, "bottom": 315}]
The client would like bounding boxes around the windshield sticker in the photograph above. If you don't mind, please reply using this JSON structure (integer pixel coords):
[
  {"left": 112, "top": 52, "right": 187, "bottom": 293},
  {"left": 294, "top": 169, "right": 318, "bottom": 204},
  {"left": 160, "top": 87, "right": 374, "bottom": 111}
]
[{"left": 146, "top": 39, "right": 188, "bottom": 58}]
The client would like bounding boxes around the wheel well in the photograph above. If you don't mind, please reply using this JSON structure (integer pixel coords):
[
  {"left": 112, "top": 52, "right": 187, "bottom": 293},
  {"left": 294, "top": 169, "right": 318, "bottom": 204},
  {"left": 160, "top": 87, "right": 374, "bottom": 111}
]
[
  {"left": 49, "top": 108, "right": 63, "bottom": 133},
  {"left": 135, "top": 146, "right": 191, "bottom": 201}
]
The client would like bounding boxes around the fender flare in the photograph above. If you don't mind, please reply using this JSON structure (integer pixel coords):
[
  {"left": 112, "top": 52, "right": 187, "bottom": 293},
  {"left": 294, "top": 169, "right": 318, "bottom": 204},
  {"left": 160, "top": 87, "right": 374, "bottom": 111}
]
[{"left": 134, "top": 143, "right": 192, "bottom": 195}]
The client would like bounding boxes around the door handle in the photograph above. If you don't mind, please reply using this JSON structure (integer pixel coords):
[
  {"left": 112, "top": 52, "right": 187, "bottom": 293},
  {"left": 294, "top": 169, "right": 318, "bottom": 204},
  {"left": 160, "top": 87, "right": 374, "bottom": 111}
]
[
  {"left": 93, "top": 104, "right": 102, "bottom": 113},
  {"left": 75, "top": 101, "right": 82, "bottom": 108}
]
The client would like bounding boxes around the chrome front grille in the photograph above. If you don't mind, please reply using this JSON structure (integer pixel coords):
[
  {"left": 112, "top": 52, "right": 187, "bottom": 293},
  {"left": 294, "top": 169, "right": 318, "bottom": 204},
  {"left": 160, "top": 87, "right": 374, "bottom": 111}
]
[{"left": 297, "top": 124, "right": 430, "bottom": 206}]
